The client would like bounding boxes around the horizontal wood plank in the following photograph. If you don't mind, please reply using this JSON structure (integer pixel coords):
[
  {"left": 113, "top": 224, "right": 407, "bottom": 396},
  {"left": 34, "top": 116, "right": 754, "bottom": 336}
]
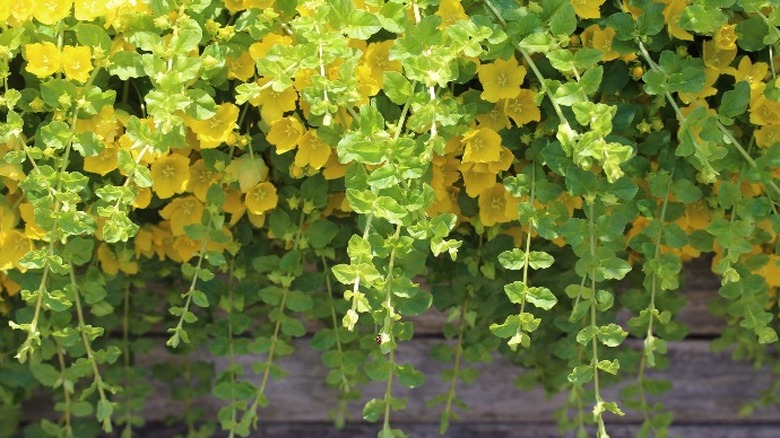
[
  {"left": 119, "top": 338, "right": 778, "bottom": 425},
  {"left": 129, "top": 421, "right": 780, "bottom": 438}
]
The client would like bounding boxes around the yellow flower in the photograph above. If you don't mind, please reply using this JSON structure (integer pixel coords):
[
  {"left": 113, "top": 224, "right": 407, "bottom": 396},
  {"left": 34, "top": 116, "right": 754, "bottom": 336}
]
[
  {"left": 363, "top": 40, "right": 402, "bottom": 88},
  {"left": 84, "top": 145, "right": 118, "bottom": 175},
  {"left": 173, "top": 235, "right": 200, "bottom": 261},
  {"left": 755, "top": 255, "right": 780, "bottom": 288},
  {"left": 133, "top": 186, "right": 152, "bottom": 209},
  {"left": 19, "top": 203, "right": 46, "bottom": 240},
  {"left": 580, "top": 25, "right": 620, "bottom": 61},
  {"left": 97, "top": 243, "right": 120, "bottom": 275},
  {"left": 750, "top": 95, "right": 780, "bottom": 126},
  {"left": 6, "top": 0, "right": 34, "bottom": 26},
  {"left": 476, "top": 104, "right": 511, "bottom": 132},
  {"left": 224, "top": 154, "right": 269, "bottom": 192},
  {"left": 755, "top": 125, "right": 780, "bottom": 148},
  {"left": 227, "top": 50, "right": 255, "bottom": 81},
  {"left": 459, "top": 162, "right": 497, "bottom": 197},
  {"left": 702, "top": 40, "right": 736, "bottom": 76},
  {"left": 223, "top": 189, "right": 246, "bottom": 225},
  {"left": 134, "top": 226, "right": 154, "bottom": 258},
  {"left": 435, "top": 0, "right": 468, "bottom": 27},
  {"left": 159, "top": 196, "right": 205, "bottom": 236},
  {"left": 478, "top": 183, "right": 518, "bottom": 227},
  {"left": 151, "top": 153, "right": 191, "bottom": 199},
  {"left": 187, "top": 159, "right": 221, "bottom": 201},
  {"left": 187, "top": 102, "right": 239, "bottom": 149},
  {"left": 24, "top": 42, "right": 61, "bottom": 78},
  {"left": 267, "top": 116, "right": 305, "bottom": 154},
  {"left": 0, "top": 204, "right": 19, "bottom": 235},
  {"left": 0, "top": 230, "right": 32, "bottom": 271},
  {"left": 34, "top": 0, "right": 72, "bottom": 25},
  {"left": 251, "top": 78, "right": 298, "bottom": 123},
  {"left": 487, "top": 145, "right": 514, "bottom": 174},
  {"left": 661, "top": 0, "right": 693, "bottom": 41},
  {"left": 61, "top": 45, "right": 93, "bottom": 83},
  {"left": 461, "top": 128, "right": 503, "bottom": 163},
  {"left": 249, "top": 33, "right": 292, "bottom": 61},
  {"left": 504, "top": 89, "right": 541, "bottom": 126},
  {"left": 243, "top": 0, "right": 273, "bottom": 8},
  {"left": 322, "top": 152, "right": 348, "bottom": 180},
  {"left": 75, "top": 106, "right": 123, "bottom": 141},
  {"left": 224, "top": 0, "right": 244, "bottom": 13},
  {"left": 571, "top": 0, "right": 606, "bottom": 19},
  {"left": 245, "top": 181, "right": 278, "bottom": 215},
  {"left": 477, "top": 57, "right": 526, "bottom": 102},
  {"left": 1, "top": 274, "right": 21, "bottom": 298},
  {"left": 74, "top": 0, "right": 108, "bottom": 21},
  {"left": 733, "top": 56, "right": 769, "bottom": 98},
  {"left": 676, "top": 200, "right": 711, "bottom": 231},
  {"left": 294, "top": 130, "right": 331, "bottom": 170},
  {"left": 714, "top": 24, "right": 738, "bottom": 51},
  {"left": 355, "top": 64, "right": 380, "bottom": 101}
]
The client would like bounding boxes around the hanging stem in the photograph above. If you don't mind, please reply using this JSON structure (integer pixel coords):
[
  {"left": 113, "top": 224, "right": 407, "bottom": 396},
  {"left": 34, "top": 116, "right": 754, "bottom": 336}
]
[{"left": 69, "top": 264, "right": 113, "bottom": 433}]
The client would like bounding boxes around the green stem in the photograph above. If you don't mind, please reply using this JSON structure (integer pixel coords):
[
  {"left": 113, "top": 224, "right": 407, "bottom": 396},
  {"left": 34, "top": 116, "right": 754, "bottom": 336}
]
[
  {"left": 122, "top": 283, "right": 133, "bottom": 437},
  {"left": 69, "top": 264, "right": 112, "bottom": 433},
  {"left": 167, "top": 227, "right": 211, "bottom": 347},
  {"left": 322, "top": 255, "right": 351, "bottom": 394},
  {"left": 226, "top": 258, "right": 238, "bottom": 438},
  {"left": 381, "top": 225, "right": 404, "bottom": 433},
  {"left": 247, "top": 212, "right": 307, "bottom": 427},
  {"left": 587, "top": 202, "right": 605, "bottom": 434},
  {"left": 53, "top": 339, "right": 73, "bottom": 437},
  {"left": 441, "top": 296, "right": 467, "bottom": 434}
]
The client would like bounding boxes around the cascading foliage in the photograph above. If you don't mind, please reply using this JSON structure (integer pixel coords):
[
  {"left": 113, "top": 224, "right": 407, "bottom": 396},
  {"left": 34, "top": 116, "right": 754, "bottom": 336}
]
[{"left": 0, "top": 0, "right": 779, "bottom": 437}]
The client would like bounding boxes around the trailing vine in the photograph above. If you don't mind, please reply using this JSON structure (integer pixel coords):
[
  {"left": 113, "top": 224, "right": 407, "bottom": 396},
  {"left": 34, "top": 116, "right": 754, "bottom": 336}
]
[{"left": 1, "top": 1, "right": 780, "bottom": 437}]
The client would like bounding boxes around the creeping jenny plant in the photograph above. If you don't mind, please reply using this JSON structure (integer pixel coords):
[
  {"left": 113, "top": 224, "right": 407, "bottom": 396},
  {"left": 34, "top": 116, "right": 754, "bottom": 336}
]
[{"left": 1, "top": 0, "right": 780, "bottom": 437}]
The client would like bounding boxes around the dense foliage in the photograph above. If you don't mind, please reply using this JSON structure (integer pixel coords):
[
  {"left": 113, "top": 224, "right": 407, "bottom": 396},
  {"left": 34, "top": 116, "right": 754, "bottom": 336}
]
[{"left": 1, "top": 0, "right": 780, "bottom": 437}]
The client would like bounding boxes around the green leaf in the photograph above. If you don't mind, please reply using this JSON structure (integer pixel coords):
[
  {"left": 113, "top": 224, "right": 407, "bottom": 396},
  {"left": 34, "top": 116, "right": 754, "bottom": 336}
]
[
  {"left": 597, "top": 359, "right": 620, "bottom": 375},
  {"left": 549, "top": 1, "right": 576, "bottom": 36},
  {"left": 504, "top": 281, "right": 526, "bottom": 304},
  {"left": 579, "top": 66, "right": 603, "bottom": 95},
  {"left": 527, "top": 251, "right": 554, "bottom": 269},
  {"left": 597, "top": 323, "right": 628, "bottom": 347},
  {"left": 191, "top": 290, "right": 209, "bottom": 308},
  {"left": 75, "top": 23, "right": 112, "bottom": 53},
  {"left": 31, "top": 363, "right": 60, "bottom": 386},
  {"left": 719, "top": 81, "right": 750, "bottom": 119},
  {"left": 490, "top": 314, "right": 520, "bottom": 338},
  {"left": 547, "top": 49, "right": 575, "bottom": 72},
  {"left": 577, "top": 325, "right": 598, "bottom": 345},
  {"left": 96, "top": 399, "right": 113, "bottom": 423},
  {"left": 498, "top": 248, "right": 524, "bottom": 270},
  {"left": 672, "top": 178, "right": 702, "bottom": 203},
  {"left": 525, "top": 287, "right": 557, "bottom": 310},
  {"left": 519, "top": 32, "right": 552, "bottom": 53},
  {"left": 396, "top": 363, "right": 425, "bottom": 388},
  {"left": 567, "top": 365, "right": 593, "bottom": 385},
  {"left": 680, "top": 5, "right": 727, "bottom": 34},
  {"left": 383, "top": 71, "right": 413, "bottom": 105},
  {"left": 184, "top": 88, "right": 217, "bottom": 120},
  {"left": 171, "top": 17, "right": 202, "bottom": 54},
  {"left": 362, "top": 398, "right": 384, "bottom": 422}
]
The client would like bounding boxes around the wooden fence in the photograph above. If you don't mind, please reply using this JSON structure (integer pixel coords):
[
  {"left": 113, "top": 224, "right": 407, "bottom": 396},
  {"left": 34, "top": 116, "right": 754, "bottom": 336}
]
[{"left": 21, "top": 259, "right": 780, "bottom": 437}]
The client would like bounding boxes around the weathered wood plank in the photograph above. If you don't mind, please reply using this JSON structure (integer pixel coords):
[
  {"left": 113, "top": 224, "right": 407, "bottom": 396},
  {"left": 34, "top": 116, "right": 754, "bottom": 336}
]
[
  {"left": 125, "top": 421, "right": 780, "bottom": 438},
  {"left": 121, "top": 339, "right": 779, "bottom": 425}
]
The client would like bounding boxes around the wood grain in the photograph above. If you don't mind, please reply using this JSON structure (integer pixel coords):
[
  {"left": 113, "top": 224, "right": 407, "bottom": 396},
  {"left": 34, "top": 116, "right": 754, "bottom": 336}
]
[
  {"left": 121, "top": 338, "right": 778, "bottom": 426},
  {"left": 127, "top": 421, "right": 780, "bottom": 438}
]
